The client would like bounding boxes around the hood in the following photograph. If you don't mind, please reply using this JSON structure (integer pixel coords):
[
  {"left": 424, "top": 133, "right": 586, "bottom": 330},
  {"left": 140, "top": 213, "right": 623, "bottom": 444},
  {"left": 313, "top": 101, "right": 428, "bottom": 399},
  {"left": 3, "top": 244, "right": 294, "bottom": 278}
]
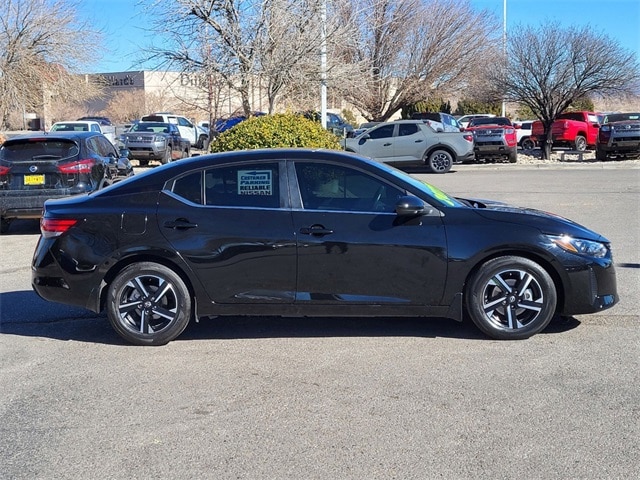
[{"left": 459, "top": 197, "right": 609, "bottom": 243}]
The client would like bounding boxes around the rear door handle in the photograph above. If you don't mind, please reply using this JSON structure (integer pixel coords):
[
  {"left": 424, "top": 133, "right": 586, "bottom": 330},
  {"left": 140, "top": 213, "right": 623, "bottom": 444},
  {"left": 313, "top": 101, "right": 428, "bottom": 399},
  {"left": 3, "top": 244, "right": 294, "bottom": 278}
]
[
  {"left": 164, "top": 219, "right": 198, "bottom": 229},
  {"left": 383, "top": 143, "right": 392, "bottom": 147},
  {"left": 300, "top": 225, "right": 334, "bottom": 236}
]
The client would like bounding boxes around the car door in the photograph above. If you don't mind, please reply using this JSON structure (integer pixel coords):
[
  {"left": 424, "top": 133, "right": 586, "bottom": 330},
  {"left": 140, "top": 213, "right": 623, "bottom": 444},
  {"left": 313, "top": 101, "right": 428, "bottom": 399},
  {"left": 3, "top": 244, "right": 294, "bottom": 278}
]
[
  {"left": 290, "top": 160, "right": 448, "bottom": 306},
  {"left": 157, "top": 160, "right": 297, "bottom": 304},
  {"left": 175, "top": 116, "right": 197, "bottom": 145},
  {"left": 353, "top": 123, "right": 396, "bottom": 161},
  {"left": 393, "top": 123, "right": 427, "bottom": 161}
]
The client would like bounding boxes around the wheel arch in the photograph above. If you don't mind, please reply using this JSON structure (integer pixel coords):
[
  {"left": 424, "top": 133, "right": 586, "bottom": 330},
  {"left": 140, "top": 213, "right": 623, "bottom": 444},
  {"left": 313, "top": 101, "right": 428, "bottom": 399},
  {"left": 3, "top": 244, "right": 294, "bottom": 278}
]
[
  {"left": 425, "top": 144, "right": 456, "bottom": 160},
  {"left": 463, "top": 249, "right": 566, "bottom": 313},
  {"left": 98, "top": 253, "right": 199, "bottom": 314}
]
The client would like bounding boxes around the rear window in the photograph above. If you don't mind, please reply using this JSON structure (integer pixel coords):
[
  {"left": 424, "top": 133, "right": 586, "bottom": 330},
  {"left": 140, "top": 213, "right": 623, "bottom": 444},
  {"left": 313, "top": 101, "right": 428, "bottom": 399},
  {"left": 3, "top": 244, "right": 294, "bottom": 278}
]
[
  {"left": 0, "top": 139, "right": 79, "bottom": 162},
  {"left": 141, "top": 115, "right": 164, "bottom": 122}
]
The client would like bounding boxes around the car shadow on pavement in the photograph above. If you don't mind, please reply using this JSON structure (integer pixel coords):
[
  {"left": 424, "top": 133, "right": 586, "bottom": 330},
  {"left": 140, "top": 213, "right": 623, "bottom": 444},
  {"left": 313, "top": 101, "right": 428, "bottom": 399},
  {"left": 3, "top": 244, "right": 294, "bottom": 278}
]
[{"left": 0, "top": 290, "right": 580, "bottom": 345}]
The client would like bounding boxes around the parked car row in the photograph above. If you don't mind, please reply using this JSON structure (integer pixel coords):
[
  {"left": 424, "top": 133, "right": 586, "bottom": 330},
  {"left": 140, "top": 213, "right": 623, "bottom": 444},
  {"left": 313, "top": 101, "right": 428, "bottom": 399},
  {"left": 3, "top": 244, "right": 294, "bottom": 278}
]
[{"left": 0, "top": 131, "right": 134, "bottom": 233}]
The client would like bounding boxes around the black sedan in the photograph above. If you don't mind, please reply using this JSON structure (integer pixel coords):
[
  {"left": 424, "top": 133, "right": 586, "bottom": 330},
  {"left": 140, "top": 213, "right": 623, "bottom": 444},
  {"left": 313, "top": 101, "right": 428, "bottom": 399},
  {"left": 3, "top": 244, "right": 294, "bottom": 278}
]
[
  {"left": 0, "top": 131, "right": 133, "bottom": 233},
  {"left": 31, "top": 149, "right": 618, "bottom": 345}
]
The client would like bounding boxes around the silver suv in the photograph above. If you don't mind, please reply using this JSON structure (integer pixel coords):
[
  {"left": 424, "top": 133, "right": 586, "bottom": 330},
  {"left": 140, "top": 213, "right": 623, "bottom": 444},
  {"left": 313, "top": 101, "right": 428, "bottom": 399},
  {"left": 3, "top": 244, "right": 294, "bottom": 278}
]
[{"left": 343, "top": 120, "right": 474, "bottom": 173}]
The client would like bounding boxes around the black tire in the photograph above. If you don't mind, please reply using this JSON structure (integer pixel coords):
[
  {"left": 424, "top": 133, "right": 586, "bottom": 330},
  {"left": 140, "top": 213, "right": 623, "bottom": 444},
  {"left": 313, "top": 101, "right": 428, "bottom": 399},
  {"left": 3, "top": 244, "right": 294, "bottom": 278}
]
[
  {"left": 107, "top": 262, "right": 192, "bottom": 345},
  {"left": 161, "top": 147, "right": 172, "bottom": 164},
  {"left": 521, "top": 138, "right": 535, "bottom": 150},
  {"left": 595, "top": 146, "right": 608, "bottom": 161},
  {"left": 425, "top": 150, "right": 453, "bottom": 173},
  {"left": 138, "top": 158, "right": 149, "bottom": 167},
  {"left": 465, "top": 256, "right": 557, "bottom": 340},
  {"left": 196, "top": 134, "right": 208, "bottom": 150},
  {"left": 508, "top": 150, "right": 518, "bottom": 163},
  {"left": 0, "top": 217, "right": 11, "bottom": 234},
  {"left": 574, "top": 135, "right": 587, "bottom": 151}
]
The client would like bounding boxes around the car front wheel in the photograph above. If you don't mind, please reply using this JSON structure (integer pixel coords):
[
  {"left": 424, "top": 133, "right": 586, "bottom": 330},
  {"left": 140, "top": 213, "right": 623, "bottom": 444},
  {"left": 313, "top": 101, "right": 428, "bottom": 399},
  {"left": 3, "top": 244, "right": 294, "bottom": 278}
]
[
  {"left": 107, "top": 262, "right": 192, "bottom": 345},
  {"left": 426, "top": 149, "right": 453, "bottom": 173},
  {"left": 465, "top": 256, "right": 557, "bottom": 340}
]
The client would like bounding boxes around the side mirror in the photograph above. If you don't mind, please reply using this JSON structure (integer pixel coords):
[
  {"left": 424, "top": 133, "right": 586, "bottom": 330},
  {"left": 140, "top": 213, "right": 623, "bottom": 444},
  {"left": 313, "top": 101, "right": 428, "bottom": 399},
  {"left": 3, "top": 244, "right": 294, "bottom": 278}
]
[{"left": 395, "top": 196, "right": 428, "bottom": 216}]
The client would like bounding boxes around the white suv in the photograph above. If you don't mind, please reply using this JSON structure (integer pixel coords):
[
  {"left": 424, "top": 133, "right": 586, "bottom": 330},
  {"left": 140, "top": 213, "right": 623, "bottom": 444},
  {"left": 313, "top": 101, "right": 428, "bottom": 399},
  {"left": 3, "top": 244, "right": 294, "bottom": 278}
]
[{"left": 140, "top": 113, "right": 209, "bottom": 149}]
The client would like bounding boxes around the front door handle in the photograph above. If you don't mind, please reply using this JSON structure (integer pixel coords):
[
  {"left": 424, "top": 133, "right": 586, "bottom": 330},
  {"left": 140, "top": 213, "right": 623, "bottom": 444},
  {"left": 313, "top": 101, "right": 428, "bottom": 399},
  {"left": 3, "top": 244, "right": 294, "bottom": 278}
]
[
  {"left": 164, "top": 218, "right": 198, "bottom": 229},
  {"left": 383, "top": 143, "right": 392, "bottom": 147},
  {"left": 300, "top": 225, "right": 334, "bottom": 236}
]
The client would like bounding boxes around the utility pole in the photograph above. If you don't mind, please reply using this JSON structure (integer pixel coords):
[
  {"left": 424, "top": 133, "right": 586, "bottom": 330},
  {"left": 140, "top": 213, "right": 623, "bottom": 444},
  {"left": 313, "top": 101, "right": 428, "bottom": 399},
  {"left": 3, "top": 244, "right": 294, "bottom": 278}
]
[
  {"left": 501, "top": 0, "right": 507, "bottom": 117},
  {"left": 320, "top": 0, "right": 327, "bottom": 129}
]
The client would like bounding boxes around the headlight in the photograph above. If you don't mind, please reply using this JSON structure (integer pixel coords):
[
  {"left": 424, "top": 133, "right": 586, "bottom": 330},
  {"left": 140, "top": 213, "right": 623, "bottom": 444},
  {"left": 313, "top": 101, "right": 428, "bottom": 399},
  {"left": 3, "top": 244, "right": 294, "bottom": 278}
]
[
  {"left": 547, "top": 235, "right": 608, "bottom": 258},
  {"left": 600, "top": 125, "right": 611, "bottom": 132},
  {"left": 154, "top": 136, "right": 167, "bottom": 143}
]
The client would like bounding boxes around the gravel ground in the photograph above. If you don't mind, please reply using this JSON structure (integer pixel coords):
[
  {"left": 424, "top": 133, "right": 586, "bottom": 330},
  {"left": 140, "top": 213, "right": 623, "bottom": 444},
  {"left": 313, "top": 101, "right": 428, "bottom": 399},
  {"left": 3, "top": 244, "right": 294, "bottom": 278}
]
[{"left": 514, "top": 148, "right": 640, "bottom": 166}]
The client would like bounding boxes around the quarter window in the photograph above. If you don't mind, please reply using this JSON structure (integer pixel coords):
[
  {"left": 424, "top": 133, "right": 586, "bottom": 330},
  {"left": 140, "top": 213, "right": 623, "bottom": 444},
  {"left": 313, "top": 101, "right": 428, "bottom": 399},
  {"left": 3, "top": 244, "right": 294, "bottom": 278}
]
[{"left": 204, "top": 163, "right": 280, "bottom": 208}]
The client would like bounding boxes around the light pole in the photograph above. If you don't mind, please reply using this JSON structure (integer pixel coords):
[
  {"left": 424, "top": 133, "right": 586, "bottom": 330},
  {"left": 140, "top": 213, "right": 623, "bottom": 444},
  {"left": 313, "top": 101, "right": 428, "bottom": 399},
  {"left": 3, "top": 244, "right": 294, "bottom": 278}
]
[
  {"left": 320, "top": 0, "right": 327, "bottom": 129},
  {"left": 501, "top": 0, "right": 507, "bottom": 117}
]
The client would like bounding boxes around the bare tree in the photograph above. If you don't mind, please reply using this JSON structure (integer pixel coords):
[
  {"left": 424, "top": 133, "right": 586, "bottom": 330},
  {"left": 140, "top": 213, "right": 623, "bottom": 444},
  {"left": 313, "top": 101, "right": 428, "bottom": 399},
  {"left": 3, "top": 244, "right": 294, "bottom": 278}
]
[
  {"left": 144, "top": 0, "right": 340, "bottom": 117},
  {"left": 0, "top": 0, "right": 104, "bottom": 129},
  {"left": 494, "top": 22, "right": 640, "bottom": 159},
  {"left": 335, "top": 0, "right": 498, "bottom": 122}
]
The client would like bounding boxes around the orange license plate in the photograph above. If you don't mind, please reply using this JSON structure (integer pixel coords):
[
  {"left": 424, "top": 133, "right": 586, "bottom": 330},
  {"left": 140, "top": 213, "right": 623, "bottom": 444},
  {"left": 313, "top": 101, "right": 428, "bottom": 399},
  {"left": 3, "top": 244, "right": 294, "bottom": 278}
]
[{"left": 24, "top": 174, "right": 45, "bottom": 185}]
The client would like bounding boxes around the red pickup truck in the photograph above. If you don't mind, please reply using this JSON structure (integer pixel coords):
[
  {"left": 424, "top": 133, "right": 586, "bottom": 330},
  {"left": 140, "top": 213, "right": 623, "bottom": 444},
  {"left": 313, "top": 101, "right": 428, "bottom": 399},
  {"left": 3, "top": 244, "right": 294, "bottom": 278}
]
[{"left": 531, "top": 111, "right": 603, "bottom": 151}]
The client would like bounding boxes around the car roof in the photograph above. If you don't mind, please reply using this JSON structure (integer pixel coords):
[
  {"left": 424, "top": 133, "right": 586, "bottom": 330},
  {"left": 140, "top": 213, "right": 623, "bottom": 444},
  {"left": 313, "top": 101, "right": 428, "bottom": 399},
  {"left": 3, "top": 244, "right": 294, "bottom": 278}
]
[{"left": 4, "top": 131, "right": 97, "bottom": 143}]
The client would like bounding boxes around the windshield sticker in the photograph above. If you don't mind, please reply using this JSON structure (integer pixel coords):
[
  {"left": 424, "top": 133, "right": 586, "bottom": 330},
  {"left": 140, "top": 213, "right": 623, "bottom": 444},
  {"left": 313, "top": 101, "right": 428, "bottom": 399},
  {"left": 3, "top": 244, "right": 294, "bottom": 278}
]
[
  {"left": 238, "top": 170, "right": 273, "bottom": 196},
  {"left": 423, "top": 182, "right": 455, "bottom": 206}
]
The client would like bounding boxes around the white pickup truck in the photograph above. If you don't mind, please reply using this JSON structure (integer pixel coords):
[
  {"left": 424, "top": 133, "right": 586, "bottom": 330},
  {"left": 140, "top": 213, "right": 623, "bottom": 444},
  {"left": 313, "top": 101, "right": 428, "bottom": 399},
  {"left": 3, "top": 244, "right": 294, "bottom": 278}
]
[{"left": 49, "top": 120, "right": 117, "bottom": 146}]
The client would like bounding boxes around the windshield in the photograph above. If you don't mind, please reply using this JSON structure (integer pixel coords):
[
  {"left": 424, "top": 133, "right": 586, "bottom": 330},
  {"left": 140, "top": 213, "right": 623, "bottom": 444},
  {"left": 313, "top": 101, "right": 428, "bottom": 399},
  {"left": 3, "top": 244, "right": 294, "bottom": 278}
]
[
  {"left": 603, "top": 113, "right": 640, "bottom": 123},
  {"left": 469, "top": 117, "right": 511, "bottom": 126},
  {"left": 129, "top": 122, "right": 171, "bottom": 133},
  {"left": 372, "top": 161, "right": 465, "bottom": 208}
]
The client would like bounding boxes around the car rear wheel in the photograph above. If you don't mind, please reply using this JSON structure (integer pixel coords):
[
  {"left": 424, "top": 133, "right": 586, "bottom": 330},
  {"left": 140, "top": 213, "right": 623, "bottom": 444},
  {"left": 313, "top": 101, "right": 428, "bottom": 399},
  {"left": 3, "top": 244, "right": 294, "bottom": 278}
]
[
  {"left": 196, "top": 134, "right": 208, "bottom": 150},
  {"left": 574, "top": 135, "right": 587, "bottom": 151},
  {"left": 508, "top": 150, "right": 518, "bottom": 163},
  {"left": 425, "top": 150, "right": 453, "bottom": 173},
  {"left": 107, "top": 262, "right": 192, "bottom": 345},
  {"left": 465, "top": 256, "right": 557, "bottom": 340},
  {"left": 521, "top": 138, "right": 535, "bottom": 150},
  {"left": 0, "top": 217, "right": 11, "bottom": 234}
]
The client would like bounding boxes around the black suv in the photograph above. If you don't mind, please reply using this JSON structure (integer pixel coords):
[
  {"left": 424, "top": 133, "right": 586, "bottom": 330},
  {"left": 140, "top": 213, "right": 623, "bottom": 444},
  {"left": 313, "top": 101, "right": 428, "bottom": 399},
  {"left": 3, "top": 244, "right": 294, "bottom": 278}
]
[
  {"left": 0, "top": 131, "right": 133, "bottom": 233},
  {"left": 596, "top": 112, "right": 640, "bottom": 161}
]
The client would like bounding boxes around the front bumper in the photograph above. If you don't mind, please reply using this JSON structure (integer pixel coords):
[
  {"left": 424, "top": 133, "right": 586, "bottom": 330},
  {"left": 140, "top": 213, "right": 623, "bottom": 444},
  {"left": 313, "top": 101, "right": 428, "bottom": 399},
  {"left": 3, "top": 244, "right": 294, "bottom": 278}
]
[
  {"left": 560, "top": 259, "right": 618, "bottom": 315},
  {"left": 597, "top": 138, "right": 640, "bottom": 157}
]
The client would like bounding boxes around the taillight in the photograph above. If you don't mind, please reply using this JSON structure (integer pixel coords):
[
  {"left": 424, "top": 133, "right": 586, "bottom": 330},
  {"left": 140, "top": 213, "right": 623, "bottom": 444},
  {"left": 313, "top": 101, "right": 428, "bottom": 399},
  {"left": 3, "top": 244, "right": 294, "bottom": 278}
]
[
  {"left": 463, "top": 134, "right": 474, "bottom": 142},
  {"left": 0, "top": 165, "right": 10, "bottom": 175},
  {"left": 58, "top": 159, "right": 96, "bottom": 174},
  {"left": 40, "top": 218, "right": 78, "bottom": 238}
]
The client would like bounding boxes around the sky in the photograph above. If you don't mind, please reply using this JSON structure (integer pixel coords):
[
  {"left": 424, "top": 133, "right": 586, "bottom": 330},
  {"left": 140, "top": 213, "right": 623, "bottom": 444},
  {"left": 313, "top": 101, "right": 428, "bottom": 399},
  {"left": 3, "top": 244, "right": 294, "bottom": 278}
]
[{"left": 80, "top": 0, "right": 640, "bottom": 74}]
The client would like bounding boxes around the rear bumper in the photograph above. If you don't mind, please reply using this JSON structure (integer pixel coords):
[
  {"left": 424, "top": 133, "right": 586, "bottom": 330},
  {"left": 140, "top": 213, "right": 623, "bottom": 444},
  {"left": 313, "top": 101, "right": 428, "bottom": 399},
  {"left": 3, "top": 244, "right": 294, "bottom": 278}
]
[{"left": 0, "top": 190, "right": 73, "bottom": 218}]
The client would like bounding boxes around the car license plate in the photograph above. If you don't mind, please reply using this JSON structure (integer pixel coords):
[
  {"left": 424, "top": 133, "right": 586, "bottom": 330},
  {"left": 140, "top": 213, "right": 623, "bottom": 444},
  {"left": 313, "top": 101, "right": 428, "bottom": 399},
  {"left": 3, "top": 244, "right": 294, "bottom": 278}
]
[{"left": 24, "top": 174, "right": 45, "bottom": 185}]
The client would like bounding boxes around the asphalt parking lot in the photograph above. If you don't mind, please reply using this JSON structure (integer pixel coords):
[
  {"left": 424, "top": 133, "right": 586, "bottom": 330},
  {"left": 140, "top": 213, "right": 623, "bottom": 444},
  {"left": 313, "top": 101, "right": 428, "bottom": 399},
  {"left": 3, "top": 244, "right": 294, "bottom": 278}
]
[{"left": 0, "top": 163, "right": 638, "bottom": 479}]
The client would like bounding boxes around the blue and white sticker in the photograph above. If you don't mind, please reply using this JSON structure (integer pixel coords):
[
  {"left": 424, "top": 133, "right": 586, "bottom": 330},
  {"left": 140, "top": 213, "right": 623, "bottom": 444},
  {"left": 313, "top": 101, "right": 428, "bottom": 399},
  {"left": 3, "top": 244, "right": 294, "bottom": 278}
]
[{"left": 238, "top": 170, "right": 272, "bottom": 195}]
